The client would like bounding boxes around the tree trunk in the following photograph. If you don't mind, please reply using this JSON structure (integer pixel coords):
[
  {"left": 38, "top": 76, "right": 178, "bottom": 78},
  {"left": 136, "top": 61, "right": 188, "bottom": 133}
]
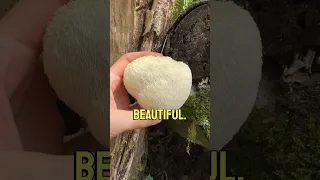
[
  {"left": 110, "top": 0, "right": 175, "bottom": 179},
  {"left": 110, "top": 0, "right": 135, "bottom": 64}
]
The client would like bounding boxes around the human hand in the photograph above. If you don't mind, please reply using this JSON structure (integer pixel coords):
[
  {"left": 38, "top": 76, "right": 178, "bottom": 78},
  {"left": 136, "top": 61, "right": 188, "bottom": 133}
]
[
  {"left": 0, "top": 0, "right": 70, "bottom": 152},
  {"left": 110, "top": 52, "right": 163, "bottom": 138}
]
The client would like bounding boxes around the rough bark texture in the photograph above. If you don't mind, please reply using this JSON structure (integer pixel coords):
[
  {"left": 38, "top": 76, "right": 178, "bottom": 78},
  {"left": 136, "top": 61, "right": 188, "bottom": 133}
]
[
  {"left": 110, "top": 0, "right": 135, "bottom": 64},
  {"left": 110, "top": 0, "right": 175, "bottom": 179}
]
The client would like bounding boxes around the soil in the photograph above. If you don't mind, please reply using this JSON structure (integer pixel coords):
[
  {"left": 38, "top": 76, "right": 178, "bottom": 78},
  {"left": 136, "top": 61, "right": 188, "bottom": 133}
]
[
  {"left": 148, "top": 125, "right": 210, "bottom": 180},
  {"left": 148, "top": 0, "right": 320, "bottom": 180}
]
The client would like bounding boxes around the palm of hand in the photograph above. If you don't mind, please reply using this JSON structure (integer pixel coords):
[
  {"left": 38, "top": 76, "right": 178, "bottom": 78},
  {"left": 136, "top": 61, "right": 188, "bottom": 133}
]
[
  {"left": 0, "top": 37, "right": 64, "bottom": 152},
  {"left": 110, "top": 52, "right": 162, "bottom": 110},
  {"left": 109, "top": 52, "right": 163, "bottom": 139}
]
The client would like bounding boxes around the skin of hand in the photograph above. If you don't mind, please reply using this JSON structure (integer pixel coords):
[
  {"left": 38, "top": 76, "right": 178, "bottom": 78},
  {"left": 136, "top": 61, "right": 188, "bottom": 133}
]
[
  {"left": 0, "top": 1, "right": 163, "bottom": 179},
  {"left": 110, "top": 51, "right": 162, "bottom": 138},
  {"left": 0, "top": 0, "right": 71, "bottom": 153},
  {"left": 0, "top": 0, "right": 75, "bottom": 179}
]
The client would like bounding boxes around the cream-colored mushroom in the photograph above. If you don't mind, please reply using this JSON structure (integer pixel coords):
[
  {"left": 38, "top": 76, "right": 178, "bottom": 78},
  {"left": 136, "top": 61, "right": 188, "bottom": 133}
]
[
  {"left": 43, "top": 0, "right": 109, "bottom": 148},
  {"left": 42, "top": 0, "right": 262, "bottom": 152},
  {"left": 211, "top": 1, "right": 262, "bottom": 150},
  {"left": 123, "top": 55, "right": 192, "bottom": 109}
]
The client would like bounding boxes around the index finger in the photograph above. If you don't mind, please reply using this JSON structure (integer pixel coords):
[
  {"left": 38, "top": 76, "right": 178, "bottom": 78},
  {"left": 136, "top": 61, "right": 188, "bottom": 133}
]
[{"left": 110, "top": 51, "right": 162, "bottom": 77}]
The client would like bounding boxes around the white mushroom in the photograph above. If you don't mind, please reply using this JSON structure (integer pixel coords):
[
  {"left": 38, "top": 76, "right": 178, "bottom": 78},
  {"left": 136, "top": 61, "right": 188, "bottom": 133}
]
[
  {"left": 43, "top": 0, "right": 109, "bottom": 147},
  {"left": 123, "top": 55, "right": 192, "bottom": 109},
  {"left": 42, "top": 0, "right": 262, "bottom": 152},
  {"left": 211, "top": 1, "right": 262, "bottom": 150}
]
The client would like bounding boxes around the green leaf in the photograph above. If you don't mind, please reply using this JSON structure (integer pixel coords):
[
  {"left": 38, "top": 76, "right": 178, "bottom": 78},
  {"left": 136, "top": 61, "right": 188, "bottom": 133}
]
[{"left": 146, "top": 174, "right": 153, "bottom": 180}]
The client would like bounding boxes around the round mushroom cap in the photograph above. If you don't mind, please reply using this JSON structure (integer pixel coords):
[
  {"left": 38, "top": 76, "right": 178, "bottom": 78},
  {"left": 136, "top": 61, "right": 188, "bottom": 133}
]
[
  {"left": 42, "top": 0, "right": 109, "bottom": 148},
  {"left": 123, "top": 55, "right": 192, "bottom": 109}
]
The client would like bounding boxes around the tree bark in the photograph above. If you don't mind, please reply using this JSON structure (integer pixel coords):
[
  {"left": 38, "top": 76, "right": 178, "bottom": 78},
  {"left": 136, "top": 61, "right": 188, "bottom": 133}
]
[
  {"left": 110, "top": 0, "right": 175, "bottom": 179},
  {"left": 110, "top": 0, "right": 135, "bottom": 64}
]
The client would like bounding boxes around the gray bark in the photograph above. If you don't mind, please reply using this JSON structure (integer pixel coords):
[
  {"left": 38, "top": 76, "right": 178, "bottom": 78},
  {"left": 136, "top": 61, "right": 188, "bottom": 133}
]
[{"left": 110, "top": 0, "right": 175, "bottom": 179}]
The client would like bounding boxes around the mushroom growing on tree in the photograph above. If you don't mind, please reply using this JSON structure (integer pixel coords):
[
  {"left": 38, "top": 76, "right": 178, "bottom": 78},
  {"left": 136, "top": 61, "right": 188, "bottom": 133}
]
[
  {"left": 123, "top": 55, "right": 192, "bottom": 110},
  {"left": 43, "top": 0, "right": 177, "bottom": 178},
  {"left": 42, "top": 0, "right": 262, "bottom": 177}
]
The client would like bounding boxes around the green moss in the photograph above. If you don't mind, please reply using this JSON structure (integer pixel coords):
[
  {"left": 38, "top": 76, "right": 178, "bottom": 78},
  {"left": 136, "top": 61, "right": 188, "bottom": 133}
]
[
  {"left": 171, "top": 0, "right": 200, "bottom": 23},
  {"left": 181, "top": 87, "right": 210, "bottom": 153},
  {"left": 137, "top": 163, "right": 145, "bottom": 172},
  {"left": 224, "top": 84, "right": 320, "bottom": 180}
]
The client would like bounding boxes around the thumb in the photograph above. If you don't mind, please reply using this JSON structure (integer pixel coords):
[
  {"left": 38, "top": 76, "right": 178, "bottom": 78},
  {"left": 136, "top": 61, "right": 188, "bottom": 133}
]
[{"left": 110, "top": 109, "right": 161, "bottom": 138}]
